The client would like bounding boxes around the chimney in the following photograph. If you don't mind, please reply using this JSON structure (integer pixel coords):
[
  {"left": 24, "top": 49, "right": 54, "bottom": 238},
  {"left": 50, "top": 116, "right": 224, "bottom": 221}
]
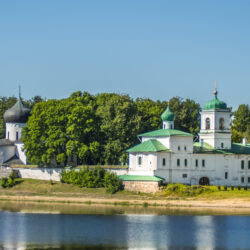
[{"left": 242, "top": 138, "right": 247, "bottom": 146}]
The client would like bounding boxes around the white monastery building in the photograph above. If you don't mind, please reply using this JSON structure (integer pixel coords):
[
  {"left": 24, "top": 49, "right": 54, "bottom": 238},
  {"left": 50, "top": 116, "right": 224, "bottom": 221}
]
[
  {"left": 0, "top": 96, "right": 30, "bottom": 166},
  {"left": 125, "top": 88, "right": 250, "bottom": 186}
]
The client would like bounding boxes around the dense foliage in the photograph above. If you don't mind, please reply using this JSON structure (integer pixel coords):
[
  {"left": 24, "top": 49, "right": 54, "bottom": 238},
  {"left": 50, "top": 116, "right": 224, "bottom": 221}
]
[
  {"left": 60, "top": 167, "right": 122, "bottom": 194},
  {"left": 0, "top": 171, "right": 16, "bottom": 188},
  {"left": 1, "top": 91, "right": 249, "bottom": 166}
]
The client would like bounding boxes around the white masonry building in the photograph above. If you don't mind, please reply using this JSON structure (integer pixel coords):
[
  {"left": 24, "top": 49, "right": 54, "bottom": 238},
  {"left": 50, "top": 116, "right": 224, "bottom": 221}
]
[
  {"left": 126, "top": 89, "right": 250, "bottom": 186},
  {"left": 0, "top": 96, "right": 30, "bottom": 166}
]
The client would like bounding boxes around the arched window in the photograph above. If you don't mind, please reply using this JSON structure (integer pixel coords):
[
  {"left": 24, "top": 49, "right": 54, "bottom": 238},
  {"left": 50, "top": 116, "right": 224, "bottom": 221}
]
[
  {"left": 184, "top": 159, "right": 188, "bottom": 167},
  {"left": 16, "top": 132, "right": 19, "bottom": 141},
  {"left": 138, "top": 156, "right": 142, "bottom": 165},
  {"left": 177, "top": 159, "right": 180, "bottom": 167},
  {"left": 219, "top": 118, "right": 225, "bottom": 130},
  {"left": 205, "top": 118, "right": 210, "bottom": 130},
  {"left": 162, "top": 158, "right": 166, "bottom": 166}
]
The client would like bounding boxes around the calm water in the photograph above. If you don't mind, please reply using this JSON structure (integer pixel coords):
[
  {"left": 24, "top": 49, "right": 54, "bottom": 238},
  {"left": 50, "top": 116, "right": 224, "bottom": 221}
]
[{"left": 1, "top": 203, "right": 250, "bottom": 249}]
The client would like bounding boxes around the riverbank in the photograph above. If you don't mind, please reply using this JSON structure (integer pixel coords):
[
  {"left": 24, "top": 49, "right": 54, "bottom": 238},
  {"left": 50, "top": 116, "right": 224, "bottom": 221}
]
[{"left": 1, "top": 179, "right": 250, "bottom": 210}]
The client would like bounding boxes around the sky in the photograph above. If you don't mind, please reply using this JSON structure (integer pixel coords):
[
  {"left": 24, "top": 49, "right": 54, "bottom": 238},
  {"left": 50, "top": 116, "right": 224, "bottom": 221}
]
[{"left": 0, "top": 0, "right": 250, "bottom": 109}]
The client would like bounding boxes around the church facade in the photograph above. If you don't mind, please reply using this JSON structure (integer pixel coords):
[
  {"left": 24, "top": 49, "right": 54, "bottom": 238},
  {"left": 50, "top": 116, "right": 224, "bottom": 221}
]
[
  {"left": 0, "top": 97, "right": 30, "bottom": 166},
  {"left": 126, "top": 89, "right": 250, "bottom": 186}
]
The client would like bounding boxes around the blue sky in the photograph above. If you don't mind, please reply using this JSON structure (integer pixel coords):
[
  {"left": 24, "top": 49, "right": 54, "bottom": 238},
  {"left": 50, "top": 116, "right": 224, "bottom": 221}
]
[{"left": 0, "top": 0, "right": 249, "bottom": 109}]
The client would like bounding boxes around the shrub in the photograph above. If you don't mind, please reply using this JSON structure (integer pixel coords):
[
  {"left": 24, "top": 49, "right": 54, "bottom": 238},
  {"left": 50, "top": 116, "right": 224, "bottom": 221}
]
[
  {"left": 0, "top": 171, "right": 16, "bottom": 188},
  {"left": 244, "top": 186, "right": 248, "bottom": 191},
  {"left": 224, "top": 186, "right": 227, "bottom": 191},
  {"left": 60, "top": 167, "right": 122, "bottom": 193},
  {"left": 231, "top": 186, "right": 234, "bottom": 191},
  {"left": 218, "top": 186, "right": 221, "bottom": 191}
]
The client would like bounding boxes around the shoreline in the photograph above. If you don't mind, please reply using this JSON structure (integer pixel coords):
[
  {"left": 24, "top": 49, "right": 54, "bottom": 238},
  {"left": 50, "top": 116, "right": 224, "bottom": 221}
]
[{"left": 1, "top": 194, "right": 250, "bottom": 210}]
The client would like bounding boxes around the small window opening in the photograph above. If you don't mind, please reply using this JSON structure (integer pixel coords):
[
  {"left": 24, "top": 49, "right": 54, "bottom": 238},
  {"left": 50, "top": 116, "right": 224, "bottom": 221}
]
[
  {"left": 206, "top": 118, "right": 210, "bottom": 130},
  {"left": 184, "top": 146, "right": 187, "bottom": 151},
  {"left": 248, "top": 161, "right": 250, "bottom": 170},
  {"left": 182, "top": 174, "right": 187, "bottom": 178},
  {"left": 225, "top": 172, "right": 228, "bottom": 179},
  {"left": 202, "top": 159, "right": 205, "bottom": 167},
  {"left": 162, "top": 158, "right": 166, "bottom": 166},
  {"left": 241, "top": 160, "right": 245, "bottom": 170},
  {"left": 221, "top": 143, "right": 224, "bottom": 148},
  {"left": 184, "top": 159, "right": 188, "bottom": 167},
  {"left": 138, "top": 156, "right": 142, "bottom": 165},
  {"left": 16, "top": 132, "right": 19, "bottom": 140},
  {"left": 177, "top": 159, "right": 180, "bottom": 167},
  {"left": 241, "top": 177, "right": 245, "bottom": 183},
  {"left": 7, "top": 132, "right": 9, "bottom": 139},
  {"left": 178, "top": 146, "right": 180, "bottom": 151},
  {"left": 219, "top": 118, "right": 225, "bottom": 130},
  {"left": 195, "top": 159, "right": 198, "bottom": 167},
  {"left": 248, "top": 177, "right": 250, "bottom": 183}
]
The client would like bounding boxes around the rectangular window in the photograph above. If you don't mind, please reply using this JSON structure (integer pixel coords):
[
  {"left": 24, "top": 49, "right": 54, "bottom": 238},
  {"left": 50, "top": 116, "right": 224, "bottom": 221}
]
[
  {"left": 202, "top": 159, "right": 205, "bottom": 167},
  {"left": 241, "top": 160, "right": 245, "bottom": 170},
  {"left": 221, "top": 143, "right": 224, "bottom": 148},
  {"left": 7, "top": 132, "right": 9, "bottom": 139},
  {"left": 184, "top": 159, "right": 188, "bottom": 167},
  {"left": 248, "top": 177, "right": 250, "bottom": 183},
  {"left": 138, "top": 156, "right": 142, "bottom": 165},
  {"left": 195, "top": 159, "right": 198, "bottom": 167},
  {"left": 225, "top": 172, "right": 228, "bottom": 179},
  {"left": 16, "top": 131, "right": 19, "bottom": 140},
  {"left": 248, "top": 161, "right": 250, "bottom": 170},
  {"left": 162, "top": 158, "right": 166, "bottom": 166},
  {"left": 241, "top": 177, "right": 245, "bottom": 183},
  {"left": 177, "top": 159, "right": 180, "bottom": 167},
  {"left": 182, "top": 174, "right": 187, "bottom": 178}
]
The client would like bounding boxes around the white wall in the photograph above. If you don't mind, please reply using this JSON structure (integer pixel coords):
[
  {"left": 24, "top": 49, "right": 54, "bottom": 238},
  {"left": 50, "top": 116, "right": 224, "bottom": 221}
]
[
  {"left": 5, "top": 123, "right": 25, "bottom": 141},
  {"left": 15, "top": 142, "right": 27, "bottom": 164}
]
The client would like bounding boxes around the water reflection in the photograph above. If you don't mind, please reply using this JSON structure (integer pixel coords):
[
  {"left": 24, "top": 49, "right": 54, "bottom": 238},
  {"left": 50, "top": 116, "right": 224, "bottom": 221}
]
[{"left": 0, "top": 204, "right": 250, "bottom": 249}]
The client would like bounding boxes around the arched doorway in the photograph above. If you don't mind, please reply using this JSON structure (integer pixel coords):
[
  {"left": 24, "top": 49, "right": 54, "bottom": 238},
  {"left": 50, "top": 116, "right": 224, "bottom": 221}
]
[{"left": 199, "top": 177, "right": 210, "bottom": 185}]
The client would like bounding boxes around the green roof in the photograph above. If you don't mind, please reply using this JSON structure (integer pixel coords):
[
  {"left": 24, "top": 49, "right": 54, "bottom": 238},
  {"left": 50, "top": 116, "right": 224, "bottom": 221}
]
[
  {"left": 126, "top": 139, "right": 170, "bottom": 153},
  {"left": 139, "top": 129, "right": 193, "bottom": 138},
  {"left": 194, "top": 142, "right": 250, "bottom": 155},
  {"left": 119, "top": 175, "right": 164, "bottom": 182},
  {"left": 203, "top": 96, "right": 228, "bottom": 110},
  {"left": 161, "top": 106, "right": 175, "bottom": 121}
]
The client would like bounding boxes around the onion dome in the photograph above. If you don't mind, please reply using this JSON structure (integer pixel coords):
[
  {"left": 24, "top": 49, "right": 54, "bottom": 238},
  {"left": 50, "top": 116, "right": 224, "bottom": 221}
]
[
  {"left": 203, "top": 88, "right": 227, "bottom": 110},
  {"left": 4, "top": 98, "right": 31, "bottom": 123},
  {"left": 161, "top": 106, "right": 175, "bottom": 121}
]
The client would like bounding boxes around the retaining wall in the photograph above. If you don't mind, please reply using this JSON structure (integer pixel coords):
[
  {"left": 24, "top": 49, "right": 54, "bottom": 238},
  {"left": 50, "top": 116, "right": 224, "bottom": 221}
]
[{"left": 123, "top": 180, "right": 160, "bottom": 193}]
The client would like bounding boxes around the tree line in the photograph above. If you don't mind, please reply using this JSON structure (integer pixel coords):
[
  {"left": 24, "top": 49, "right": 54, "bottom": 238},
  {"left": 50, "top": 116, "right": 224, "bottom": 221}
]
[{"left": 0, "top": 92, "right": 249, "bottom": 166}]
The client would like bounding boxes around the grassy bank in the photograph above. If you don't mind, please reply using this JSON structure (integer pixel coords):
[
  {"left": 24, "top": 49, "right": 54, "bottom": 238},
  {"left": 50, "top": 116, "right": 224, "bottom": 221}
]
[{"left": 1, "top": 179, "right": 250, "bottom": 209}]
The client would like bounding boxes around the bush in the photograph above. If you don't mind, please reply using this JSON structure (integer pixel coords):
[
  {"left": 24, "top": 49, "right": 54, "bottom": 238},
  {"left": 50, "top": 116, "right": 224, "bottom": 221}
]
[
  {"left": 224, "top": 186, "right": 227, "bottom": 191},
  {"left": 0, "top": 171, "right": 16, "bottom": 188},
  {"left": 60, "top": 167, "right": 122, "bottom": 193},
  {"left": 231, "top": 186, "right": 234, "bottom": 191},
  {"left": 218, "top": 186, "right": 221, "bottom": 191}
]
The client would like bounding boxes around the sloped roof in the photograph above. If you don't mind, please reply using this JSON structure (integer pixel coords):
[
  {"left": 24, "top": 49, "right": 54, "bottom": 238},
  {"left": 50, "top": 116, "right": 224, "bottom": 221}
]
[
  {"left": 119, "top": 175, "right": 164, "bottom": 182},
  {"left": 139, "top": 129, "right": 193, "bottom": 138},
  {"left": 3, "top": 155, "right": 24, "bottom": 165},
  {"left": 126, "top": 139, "right": 170, "bottom": 153},
  {"left": 194, "top": 142, "right": 250, "bottom": 155},
  {"left": 0, "top": 139, "right": 14, "bottom": 147}
]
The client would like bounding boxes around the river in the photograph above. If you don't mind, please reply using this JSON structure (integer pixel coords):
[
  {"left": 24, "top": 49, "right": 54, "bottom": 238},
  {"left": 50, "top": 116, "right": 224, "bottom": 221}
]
[{"left": 0, "top": 202, "right": 250, "bottom": 249}]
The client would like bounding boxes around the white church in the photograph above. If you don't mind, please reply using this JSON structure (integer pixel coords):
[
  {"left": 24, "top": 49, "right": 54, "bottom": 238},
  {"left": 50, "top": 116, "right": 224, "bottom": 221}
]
[
  {"left": 0, "top": 96, "right": 30, "bottom": 166},
  {"left": 126, "top": 88, "right": 250, "bottom": 186}
]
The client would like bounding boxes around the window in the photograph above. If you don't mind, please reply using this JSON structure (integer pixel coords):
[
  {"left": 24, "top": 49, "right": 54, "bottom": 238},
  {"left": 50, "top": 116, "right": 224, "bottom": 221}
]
[
  {"left": 7, "top": 132, "right": 9, "bottom": 139},
  {"left": 195, "top": 159, "right": 198, "bottom": 167},
  {"left": 170, "top": 124, "right": 173, "bottom": 129},
  {"left": 16, "top": 132, "right": 19, "bottom": 140},
  {"left": 177, "top": 159, "right": 180, "bottom": 167},
  {"left": 178, "top": 146, "right": 180, "bottom": 151},
  {"left": 219, "top": 118, "right": 225, "bottom": 130},
  {"left": 202, "top": 159, "right": 205, "bottom": 167},
  {"left": 182, "top": 174, "right": 187, "bottom": 178},
  {"left": 221, "top": 143, "right": 224, "bottom": 148},
  {"left": 241, "top": 160, "right": 245, "bottom": 170},
  {"left": 206, "top": 118, "right": 210, "bottom": 130},
  {"left": 138, "top": 156, "right": 142, "bottom": 165},
  {"left": 241, "top": 177, "right": 245, "bottom": 183},
  {"left": 248, "top": 161, "right": 250, "bottom": 170},
  {"left": 225, "top": 172, "right": 228, "bottom": 179},
  {"left": 162, "top": 158, "right": 166, "bottom": 166},
  {"left": 184, "top": 146, "right": 187, "bottom": 151},
  {"left": 248, "top": 177, "right": 250, "bottom": 183},
  {"left": 184, "top": 159, "right": 188, "bottom": 167}
]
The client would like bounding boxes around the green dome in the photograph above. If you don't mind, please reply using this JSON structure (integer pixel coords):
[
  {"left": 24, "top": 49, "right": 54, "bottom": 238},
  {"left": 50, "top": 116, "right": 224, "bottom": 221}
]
[
  {"left": 161, "top": 106, "right": 175, "bottom": 121},
  {"left": 203, "top": 96, "right": 227, "bottom": 110}
]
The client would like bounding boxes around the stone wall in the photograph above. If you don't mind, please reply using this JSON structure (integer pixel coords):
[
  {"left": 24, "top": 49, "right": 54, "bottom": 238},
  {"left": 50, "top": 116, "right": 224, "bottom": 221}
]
[
  {"left": 123, "top": 180, "right": 160, "bottom": 193},
  {"left": 13, "top": 167, "right": 127, "bottom": 182},
  {"left": 0, "top": 167, "right": 12, "bottom": 178}
]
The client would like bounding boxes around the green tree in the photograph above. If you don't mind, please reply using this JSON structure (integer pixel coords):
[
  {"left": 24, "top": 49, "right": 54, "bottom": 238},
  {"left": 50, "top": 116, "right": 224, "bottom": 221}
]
[{"left": 232, "top": 104, "right": 250, "bottom": 142}]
